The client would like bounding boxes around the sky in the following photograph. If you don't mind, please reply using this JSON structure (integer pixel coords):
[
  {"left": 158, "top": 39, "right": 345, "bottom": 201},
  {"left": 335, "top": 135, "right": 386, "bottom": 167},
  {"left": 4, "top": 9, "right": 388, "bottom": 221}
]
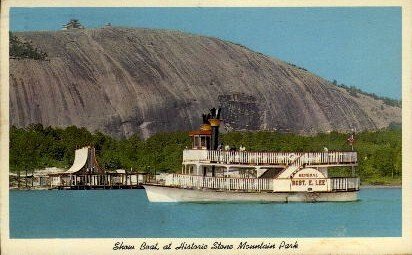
[{"left": 10, "top": 7, "right": 402, "bottom": 99}]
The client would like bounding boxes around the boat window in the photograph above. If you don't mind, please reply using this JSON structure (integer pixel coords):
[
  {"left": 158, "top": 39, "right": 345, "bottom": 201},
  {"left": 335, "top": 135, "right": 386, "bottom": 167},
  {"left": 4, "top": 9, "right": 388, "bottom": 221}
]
[
  {"left": 192, "top": 136, "right": 199, "bottom": 149},
  {"left": 200, "top": 135, "right": 207, "bottom": 148}
]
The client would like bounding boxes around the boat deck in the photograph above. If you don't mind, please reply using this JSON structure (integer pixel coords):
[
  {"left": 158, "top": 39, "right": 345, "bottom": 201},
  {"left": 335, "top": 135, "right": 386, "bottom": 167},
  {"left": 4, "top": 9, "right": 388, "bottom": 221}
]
[
  {"left": 165, "top": 174, "right": 360, "bottom": 193},
  {"left": 183, "top": 149, "right": 357, "bottom": 167}
]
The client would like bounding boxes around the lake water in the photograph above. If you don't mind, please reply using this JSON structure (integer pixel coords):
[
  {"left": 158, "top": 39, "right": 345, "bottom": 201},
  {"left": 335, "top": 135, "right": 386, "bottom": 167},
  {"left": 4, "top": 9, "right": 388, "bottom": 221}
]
[{"left": 9, "top": 188, "right": 401, "bottom": 238}]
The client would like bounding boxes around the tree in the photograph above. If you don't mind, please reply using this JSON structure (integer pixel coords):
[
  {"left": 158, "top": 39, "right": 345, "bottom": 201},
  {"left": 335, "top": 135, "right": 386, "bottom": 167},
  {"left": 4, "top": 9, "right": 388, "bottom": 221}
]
[{"left": 9, "top": 32, "right": 47, "bottom": 60}]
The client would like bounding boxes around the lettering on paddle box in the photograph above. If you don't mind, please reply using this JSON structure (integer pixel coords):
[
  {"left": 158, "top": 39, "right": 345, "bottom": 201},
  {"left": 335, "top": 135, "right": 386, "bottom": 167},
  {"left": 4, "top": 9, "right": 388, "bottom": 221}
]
[{"left": 291, "top": 179, "right": 326, "bottom": 186}]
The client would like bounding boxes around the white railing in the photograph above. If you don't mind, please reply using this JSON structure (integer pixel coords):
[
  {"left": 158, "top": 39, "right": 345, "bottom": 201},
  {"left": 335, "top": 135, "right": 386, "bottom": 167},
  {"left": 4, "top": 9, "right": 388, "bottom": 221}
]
[
  {"left": 164, "top": 174, "right": 360, "bottom": 192},
  {"left": 183, "top": 149, "right": 357, "bottom": 166},
  {"left": 165, "top": 174, "right": 273, "bottom": 192},
  {"left": 331, "top": 177, "right": 360, "bottom": 191},
  {"left": 277, "top": 154, "right": 305, "bottom": 178}
]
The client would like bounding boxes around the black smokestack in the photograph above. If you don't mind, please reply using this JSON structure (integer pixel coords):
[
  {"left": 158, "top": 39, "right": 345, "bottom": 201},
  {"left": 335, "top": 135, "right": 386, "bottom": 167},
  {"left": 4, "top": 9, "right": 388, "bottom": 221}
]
[
  {"left": 208, "top": 107, "right": 222, "bottom": 177},
  {"left": 208, "top": 107, "right": 221, "bottom": 150}
]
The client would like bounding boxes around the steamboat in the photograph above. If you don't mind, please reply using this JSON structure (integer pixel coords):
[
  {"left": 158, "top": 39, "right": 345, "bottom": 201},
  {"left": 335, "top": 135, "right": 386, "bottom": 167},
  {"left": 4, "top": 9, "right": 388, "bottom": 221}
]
[{"left": 143, "top": 108, "right": 359, "bottom": 202}]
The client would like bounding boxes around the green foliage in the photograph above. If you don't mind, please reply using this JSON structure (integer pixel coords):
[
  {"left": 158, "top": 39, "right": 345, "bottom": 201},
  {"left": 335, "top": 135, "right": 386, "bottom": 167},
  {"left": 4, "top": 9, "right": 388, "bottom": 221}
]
[
  {"left": 9, "top": 125, "right": 191, "bottom": 174},
  {"left": 335, "top": 82, "right": 401, "bottom": 107},
  {"left": 9, "top": 32, "right": 47, "bottom": 60},
  {"left": 9, "top": 125, "right": 401, "bottom": 184},
  {"left": 286, "top": 62, "right": 308, "bottom": 71}
]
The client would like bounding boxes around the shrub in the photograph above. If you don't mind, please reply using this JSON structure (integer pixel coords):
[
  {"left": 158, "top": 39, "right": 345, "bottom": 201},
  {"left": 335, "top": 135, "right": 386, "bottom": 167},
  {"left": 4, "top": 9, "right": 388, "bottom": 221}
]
[{"left": 9, "top": 32, "right": 47, "bottom": 60}]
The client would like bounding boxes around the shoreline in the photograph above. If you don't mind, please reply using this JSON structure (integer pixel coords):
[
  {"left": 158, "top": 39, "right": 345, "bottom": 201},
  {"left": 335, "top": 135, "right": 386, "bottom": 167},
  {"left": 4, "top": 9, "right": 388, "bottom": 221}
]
[
  {"left": 360, "top": 184, "right": 401, "bottom": 189},
  {"left": 9, "top": 184, "right": 402, "bottom": 191}
]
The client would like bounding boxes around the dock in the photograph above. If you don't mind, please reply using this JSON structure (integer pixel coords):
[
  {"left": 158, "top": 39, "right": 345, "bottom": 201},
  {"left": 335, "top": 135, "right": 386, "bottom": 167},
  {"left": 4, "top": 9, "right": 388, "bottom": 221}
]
[{"left": 9, "top": 146, "right": 155, "bottom": 190}]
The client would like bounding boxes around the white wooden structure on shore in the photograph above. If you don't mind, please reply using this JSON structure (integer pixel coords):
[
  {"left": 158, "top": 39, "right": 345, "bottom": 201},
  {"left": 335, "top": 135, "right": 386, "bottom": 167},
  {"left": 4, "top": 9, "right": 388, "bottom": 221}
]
[{"left": 49, "top": 146, "right": 147, "bottom": 189}]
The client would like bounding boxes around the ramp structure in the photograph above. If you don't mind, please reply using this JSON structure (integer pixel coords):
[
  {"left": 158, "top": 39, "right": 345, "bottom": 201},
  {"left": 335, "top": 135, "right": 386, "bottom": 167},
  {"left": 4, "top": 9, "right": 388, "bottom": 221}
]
[
  {"left": 64, "top": 146, "right": 104, "bottom": 174},
  {"left": 49, "top": 146, "right": 146, "bottom": 189}
]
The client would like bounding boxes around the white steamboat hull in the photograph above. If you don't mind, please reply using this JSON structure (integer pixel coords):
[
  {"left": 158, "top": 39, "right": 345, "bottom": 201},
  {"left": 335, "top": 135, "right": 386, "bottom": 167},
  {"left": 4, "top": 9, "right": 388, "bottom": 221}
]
[{"left": 143, "top": 185, "right": 358, "bottom": 203}]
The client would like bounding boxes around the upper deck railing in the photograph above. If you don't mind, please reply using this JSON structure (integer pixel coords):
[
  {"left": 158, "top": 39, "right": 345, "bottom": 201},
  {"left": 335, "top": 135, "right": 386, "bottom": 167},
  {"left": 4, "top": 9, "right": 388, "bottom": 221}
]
[{"left": 183, "top": 149, "right": 357, "bottom": 166}]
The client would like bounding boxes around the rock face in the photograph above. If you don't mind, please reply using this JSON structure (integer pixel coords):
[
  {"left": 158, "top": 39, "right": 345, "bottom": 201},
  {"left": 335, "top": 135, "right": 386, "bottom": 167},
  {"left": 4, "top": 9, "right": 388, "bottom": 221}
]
[{"left": 9, "top": 27, "right": 401, "bottom": 138}]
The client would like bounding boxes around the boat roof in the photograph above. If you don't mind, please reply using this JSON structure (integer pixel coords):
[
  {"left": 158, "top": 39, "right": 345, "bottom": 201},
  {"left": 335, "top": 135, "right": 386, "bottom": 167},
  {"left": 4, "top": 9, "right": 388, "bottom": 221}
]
[{"left": 188, "top": 130, "right": 212, "bottom": 136}]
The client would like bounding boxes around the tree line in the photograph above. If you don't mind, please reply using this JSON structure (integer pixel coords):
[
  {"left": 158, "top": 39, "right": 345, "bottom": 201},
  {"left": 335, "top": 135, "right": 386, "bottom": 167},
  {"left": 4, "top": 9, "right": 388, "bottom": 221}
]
[
  {"left": 9, "top": 32, "right": 48, "bottom": 60},
  {"left": 332, "top": 80, "right": 401, "bottom": 108},
  {"left": 10, "top": 124, "right": 401, "bottom": 184}
]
